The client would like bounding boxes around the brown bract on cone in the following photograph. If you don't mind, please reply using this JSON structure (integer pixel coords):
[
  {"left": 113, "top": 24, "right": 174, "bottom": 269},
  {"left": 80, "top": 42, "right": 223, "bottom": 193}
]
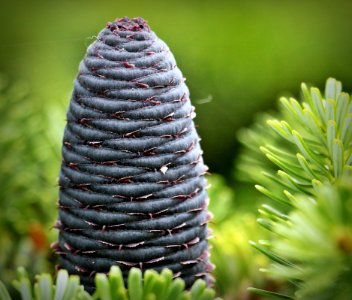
[{"left": 52, "top": 17, "right": 214, "bottom": 293}]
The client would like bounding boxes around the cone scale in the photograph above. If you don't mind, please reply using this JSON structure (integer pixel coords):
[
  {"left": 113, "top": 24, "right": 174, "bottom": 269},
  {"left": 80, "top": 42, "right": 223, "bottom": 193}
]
[{"left": 54, "top": 17, "right": 213, "bottom": 292}]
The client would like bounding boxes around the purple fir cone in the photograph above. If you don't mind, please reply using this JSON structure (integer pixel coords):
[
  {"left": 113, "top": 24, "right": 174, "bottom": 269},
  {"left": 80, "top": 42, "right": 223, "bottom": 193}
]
[{"left": 53, "top": 17, "right": 214, "bottom": 293}]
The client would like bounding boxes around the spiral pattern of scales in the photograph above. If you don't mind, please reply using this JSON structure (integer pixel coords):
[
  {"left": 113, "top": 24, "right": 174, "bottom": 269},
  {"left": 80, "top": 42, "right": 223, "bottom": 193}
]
[{"left": 53, "top": 17, "right": 213, "bottom": 293}]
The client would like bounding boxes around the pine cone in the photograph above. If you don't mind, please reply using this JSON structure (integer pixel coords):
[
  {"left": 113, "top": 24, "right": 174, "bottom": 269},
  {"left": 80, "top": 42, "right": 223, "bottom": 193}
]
[{"left": 54, "top": 17, "right": 213, "bottom": 292}]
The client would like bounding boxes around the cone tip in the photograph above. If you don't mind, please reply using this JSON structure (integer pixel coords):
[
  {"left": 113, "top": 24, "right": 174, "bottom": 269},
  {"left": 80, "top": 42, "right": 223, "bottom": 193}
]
[{"left": 106, "top": 17, "right": 150, "bottom": 32}]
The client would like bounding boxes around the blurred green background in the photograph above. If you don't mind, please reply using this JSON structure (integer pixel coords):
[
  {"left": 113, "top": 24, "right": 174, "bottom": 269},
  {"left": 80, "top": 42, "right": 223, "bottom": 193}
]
[{"left": 1, "top": 0, "right": 352, "bottom": 298}]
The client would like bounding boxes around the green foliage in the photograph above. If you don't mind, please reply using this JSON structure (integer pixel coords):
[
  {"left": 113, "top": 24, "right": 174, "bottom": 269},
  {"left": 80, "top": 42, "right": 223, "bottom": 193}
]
[
  {"left": 238, "top": 78, "right": 351, "bottom": 210},
  {"left": 11, "top": 267, "right": 89, "bottom": 300},
  {"left": 0, "top": 267, "right": 216, "bottom": 300},
  {"left": 266, "top": 179, "right": 352, "bottom": 299},
  {"left": 207, "top": 175, "right": 236, "bottom": 223},
  {"left": 247, "top": 288, "right": 294, "bottom": 300},
  {"left": 0, "top": 75, "right": 59, "bottom": 282},
  {"left": 237, "top": 78, "right": 352, "bottom": 299},
  {"left": 206, "top": 174, "right": 276, "bottom": 299},
  {"left": 210, "top": 213, "right": 272, "bottom": 300}
]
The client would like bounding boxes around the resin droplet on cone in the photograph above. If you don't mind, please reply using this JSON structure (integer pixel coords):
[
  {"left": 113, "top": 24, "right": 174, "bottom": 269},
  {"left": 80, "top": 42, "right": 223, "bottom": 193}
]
[{"left": 54, "top": 17, "right": 213, "bottom": 292}]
